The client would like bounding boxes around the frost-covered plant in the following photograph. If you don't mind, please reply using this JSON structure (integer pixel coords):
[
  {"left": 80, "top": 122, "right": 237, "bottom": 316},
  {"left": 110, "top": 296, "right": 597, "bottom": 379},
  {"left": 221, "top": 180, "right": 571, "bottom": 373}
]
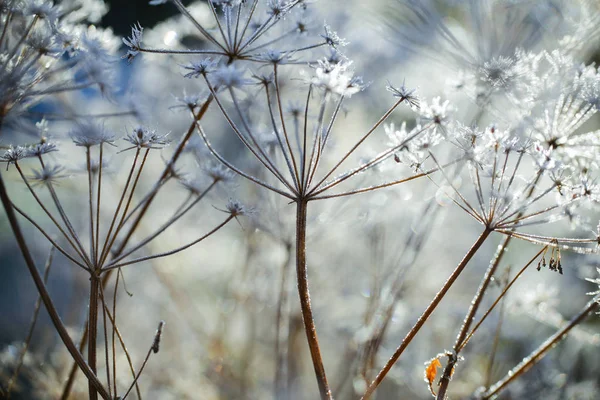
[{"left": 2, "top": 1, "right": 600, "bottom": 400}]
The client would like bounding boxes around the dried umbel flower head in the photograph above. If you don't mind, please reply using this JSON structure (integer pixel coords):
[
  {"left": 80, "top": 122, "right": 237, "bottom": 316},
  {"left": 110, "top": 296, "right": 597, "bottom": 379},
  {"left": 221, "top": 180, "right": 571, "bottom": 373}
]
[
  {"left": 1, "top": 146, "right": 28, "bottom": 170},
  {"left": 122, "top": 126, "right": 170, "bottom": 151},
  {"left": 29, "top": 164, "right": 65, "bottom": 186},
  {"left": 70, "top": 122, "right": 116, "bottom": 147}
]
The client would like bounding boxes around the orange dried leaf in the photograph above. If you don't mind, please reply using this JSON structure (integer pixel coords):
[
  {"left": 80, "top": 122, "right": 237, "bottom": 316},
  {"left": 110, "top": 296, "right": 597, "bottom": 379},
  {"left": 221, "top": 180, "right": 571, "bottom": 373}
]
[{"left": 424, "top": 356, "right": 443, "bottom": 397}]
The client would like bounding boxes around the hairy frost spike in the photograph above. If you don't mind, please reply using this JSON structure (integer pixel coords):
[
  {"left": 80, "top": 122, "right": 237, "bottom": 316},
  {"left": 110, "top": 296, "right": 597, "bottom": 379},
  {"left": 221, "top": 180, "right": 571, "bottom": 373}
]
[
  {"left": 585, "top": 265, "right": 600, "bottom": 303},
  {"left": 311, "top": 59, "right": 364, "bottom": 96},
  {"left": 122, "top": 23, "right": 144, "bottom": 62},
  {"left": 267, "top": 0, "right": 290, "bottom": 19},
  {"left": 321, "top": 24, "right": 348, "bottom": 48},
  {"left": 480, "top": 56, "right": 519, "bottom": 90},
  {"left": 419, "top": 97, "right": 453, "bottom": 134},
  {"left": 226, "top": 199, "right": 247, "bottom": 216},
  {"left": 26, "top": 142, "right": 58, "bottom": 157},
  {"left": 386, "top": 80, "right": 419, "bottom": 109},
  {"left": 71, "top": 122, "right": 116, "bottom": 147}
]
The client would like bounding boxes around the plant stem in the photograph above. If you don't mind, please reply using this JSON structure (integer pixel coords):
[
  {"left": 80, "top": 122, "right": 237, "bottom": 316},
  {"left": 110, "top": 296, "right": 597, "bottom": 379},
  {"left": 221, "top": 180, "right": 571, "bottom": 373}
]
[
  {"left": 481, "top": 297, "right": 599, "bottom": 399},
  {"left": 437, "top": 172, "right": 543, "bottom": 398},
  {"left": 436, "top": 234, "right": 512, "bottom": 400},
  {"left": 296, "top": 200, "right": 332, "bottom": 400},
  {"left": 60, "top": 99, "right": 214, "bottom": 398},
  {"left": 0, "top": 172, "right": 109, "bottom": 399},
  {"left": 6, "top": 247, "right": 54, "bottom": 399},
  {"left": 361, "top": 228, "right": 492, "bottom": 400},
  {"left": 60, "top": 324, "right": 89, "bottom": 400},
  {"left": 274, "top": 242, "right": 292, "bottom": 399},
  {"left": 88, "top": 273, "right": 100, "bottom": 400}
]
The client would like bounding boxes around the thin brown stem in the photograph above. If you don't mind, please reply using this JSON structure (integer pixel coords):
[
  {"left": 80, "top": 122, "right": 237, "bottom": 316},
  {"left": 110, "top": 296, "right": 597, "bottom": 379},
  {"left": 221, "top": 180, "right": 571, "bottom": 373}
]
[
  {"left": 95, "top": 143, "right": 103, "bottom": 265},
  {"left": 309, "top": 97, "right": 406, "bottom": 194},
  {"left": 481, "top": 297, "right": 600, "bottom": 399},
  {"left": 86, "top": 147, "right": 96, "bottom": 265},
  {"left": 274, "top": 242, "right": 293, "bottom": 399},
  {"left": 296, "top": 200, "right": 332, "bottom": 400},
  {"left": 100, "top": 148, "right": 150, "bottom": 267},
  {"left": 97, "top": 281, "right": 112, "bottom": 399},
  {"left": 6, "top": 247, "right": 55, "bottom": 399},
  {"left": 60, "top": 320, "right": 89, "bottom": 400},
  {"left": 361, "top": 228, "right": 492, "bottom": 400},
  {"left": 121, "top": 321, "right": 165, "bottom": 400},
  {"left": 111, "top": 180, "right": 218, "bottom": 265},
  {"left": 435, "top": 171, "right": 545, "bottom": 398},
  {"left": 103, "top": 214, "right": 235, "bottom": 271},
  {"left": 484, "top": 276, "right": 508, "bottom": 390},
  {"left": 457, "top": 247, "right": 547, "bottom": 354},
  {"left": 102, "top": 299, "right": 142, "bottom": 400},
  {"left": 61, "top": 100, "right": 214, "bottom": 394},
  {"left": 14, "top": 163, "right": 89, "bottom": 266},
  {"left": 88, "top": 273, "right": 100, "bottom": 400},
  {"left": 112, "top": 268, "right": 120, "bottom": 398},
  {"left": 0, "top": 172, "right": 109, "bottom": 399},
  {"left": 98, "top": 148, "right": 141, "bottom": 265}
]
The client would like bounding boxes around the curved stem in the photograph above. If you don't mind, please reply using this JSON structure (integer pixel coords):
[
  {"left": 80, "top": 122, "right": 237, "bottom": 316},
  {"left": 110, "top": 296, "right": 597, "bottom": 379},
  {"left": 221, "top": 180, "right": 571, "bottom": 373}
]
[{"left": 296, "top": 200, "right": 332, "bottom": 399}]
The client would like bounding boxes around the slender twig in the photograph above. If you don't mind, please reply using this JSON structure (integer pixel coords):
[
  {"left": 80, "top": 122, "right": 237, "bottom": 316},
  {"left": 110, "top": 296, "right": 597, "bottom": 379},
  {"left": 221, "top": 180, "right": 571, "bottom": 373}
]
[
  {"left": 0, "top": 172, "right": 109, "bottom": 399},
  {"left": 102, "top": 297, "right": 142, "bottom": 400},
  {"left": 59, "top": 320, "right": 89, "bottom": 400},
  {"left": 361, "top": 229, "right": 492, "bottom": 399},
  {"left": 113, "top": 179, "right": 218, "bottom": 270},
  {"left": 5, "top": 247, "right": 55, "bottom": 399},
  {"left": 121, "top": 321, "right": 165, "bottom": 400},
  {"left": 112, "top": 266, "right": 120, "bottom": 397},
  {"left": 484, "top": 271, "right": 509, "bottom": 390},
  {"left": 95, "top": 143, "right": 103, "bottom": 266},
  {"left": 309, "top": 97, "right": 407, "bottom": 194},
  {"left": 61, "top": 99, "right": 215, "bottom": 392},
  {"left": 436, "top": 246, "right": 546, "bottom": 399},
  {"left": 274, "top": 242, "right": 293, "bottom": 398},
  {"left": 88, "top": 273, "right": 100, "bottom": 400},
  {"left": 480, "top": 297, "right": 599, "bottom": 399},
  {"left": 100, "top": 149, "right": 150, "bottom": 267},
  {"left": 169, "top": 0, "right": 226, "bottom": 51},
  {"left": 87, "top": 147, "right": 96, "bottom": 265},
  {"left": 14, "top": 163, "right": 90, "bottom": 267},
  {"left": 12, "top": 203, "right": 88, "bottom": 270},
  {"left": 103, "top": 214, "right": 234, "bottom": 271},
  {"left": 97, "top": 281, "right": 112, "bottom": 399}
]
